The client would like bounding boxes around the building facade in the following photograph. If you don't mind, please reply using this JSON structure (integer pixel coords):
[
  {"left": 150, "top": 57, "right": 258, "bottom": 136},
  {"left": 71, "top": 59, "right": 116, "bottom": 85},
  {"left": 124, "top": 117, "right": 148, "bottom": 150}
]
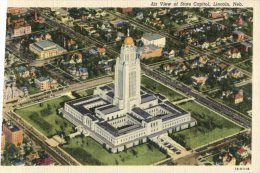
[
  {"left": 1, "top": 134, "right": 5, "bottom": 150},
  {"left": 29, "top": 40, "right": 67, "bottom": 59},
  {"left": 11, "top": 18, "right": 31, "bottom": 37},
  {"left": 60, "top": 36, "right": 196, "bottom": 153},
  {"left": 141, "top": 33, "right": 166, "bottom": 48},
  {"left": 35, "top": 77, "right": 58, "bottom": 91},
  {"left": 2, "top": 123, "right": 23, "bottom": 145}
]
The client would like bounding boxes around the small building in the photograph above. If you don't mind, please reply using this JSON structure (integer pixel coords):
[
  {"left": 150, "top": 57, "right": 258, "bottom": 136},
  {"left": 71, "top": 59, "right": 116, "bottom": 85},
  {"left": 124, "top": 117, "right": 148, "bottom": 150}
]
[
  {"left": 33, "top": 156, "right": 55, "bottom": 166},
  {"left": 223, "top": 152, "right": 236, "bottom": 165},
  {"left": 226, "top": 47, "right": 241, "bottom": 59},
  {"left": 26, "top": 152, "right": 40, "bottom": 162},
  {"left": 141, "top": 33, "right": 166, "bottom": 48},
  {"left": 191, "top": 76, "right": 208, "bottom": 85},
  {"left": 7, "top": 8, "right": 28, "bottom": 15},
  {"left": 11, "top": 18, "right": 31, "bottom": 37},
  {"left": 2, "top": 123, "right": 23, "bottom": 146},
  {"left": 231, "top": 89, "right": 244, "bottom": 104},
  {"left": 15, "top": 66, "right": 30, "bottom": 78},
  {"left": 118, "top": 8, "right": 133, "bottom": 13},
  {"left": 97, "top": 47, "right": 106, "bottom": 56},
  {"left": 1, "top": 134, "right": 5, "bottom": 151},
  {"left": 240, "top": 42, "right": 252, "bottom": 52},
  {"left": 232, "top": 31, "right": 245, "bottom": 41},
  {"left": 29, "top": 40, "right": 67, "bottom": 59},
  {"left": 230, "top": 69, "right": 243, "bottom": 78},
  {"left": 209, "top": 10, "right": 223, "bottom": 19},
  {"left": 35, "top": 77, "right": 58, "bottom": 91},
  {"left": 140, "top": 45, "right": 163, "bottom": 60},
  {"left": 237, "top": 146, "right": 249, "bottom": 158},
  {"left": 240, "top": 159, "right": 251, "bottom": 165}
]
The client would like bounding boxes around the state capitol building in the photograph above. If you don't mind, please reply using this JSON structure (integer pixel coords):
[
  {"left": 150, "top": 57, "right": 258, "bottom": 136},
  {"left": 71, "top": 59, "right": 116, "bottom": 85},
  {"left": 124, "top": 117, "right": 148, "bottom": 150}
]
[{"left": 60, "top": 34, "right": 197, "bottom": 153}]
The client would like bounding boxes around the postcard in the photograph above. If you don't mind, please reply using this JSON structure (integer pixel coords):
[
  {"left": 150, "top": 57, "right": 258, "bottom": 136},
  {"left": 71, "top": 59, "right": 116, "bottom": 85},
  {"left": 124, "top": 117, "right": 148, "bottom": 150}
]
[{"left": 0, "top": 0, "right": 259, "bottom": 173}]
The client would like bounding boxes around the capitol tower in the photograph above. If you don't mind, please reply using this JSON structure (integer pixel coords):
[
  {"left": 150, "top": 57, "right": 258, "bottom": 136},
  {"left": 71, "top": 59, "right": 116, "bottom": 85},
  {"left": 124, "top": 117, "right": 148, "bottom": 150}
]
[{"left": 113, "top": 32, "right": 141, "bottom": 112}]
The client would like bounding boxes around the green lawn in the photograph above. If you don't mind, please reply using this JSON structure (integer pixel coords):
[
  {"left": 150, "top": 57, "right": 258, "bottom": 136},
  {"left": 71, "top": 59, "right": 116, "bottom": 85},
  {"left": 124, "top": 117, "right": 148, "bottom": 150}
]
[
  {"left": 15, "top": 96, "right": 74, "bottom": 137},
  {"left": 141, "top": 75, "right": 185, "bottom": 102},
  {"left": 172, "top": 101, "right": 243, "bottom": 149},
  {"left": 74, "top": 88, "right": 94, "bottom": 98},
  {"left": 62, "top": 137, "right": 167, "bottom": 165}
]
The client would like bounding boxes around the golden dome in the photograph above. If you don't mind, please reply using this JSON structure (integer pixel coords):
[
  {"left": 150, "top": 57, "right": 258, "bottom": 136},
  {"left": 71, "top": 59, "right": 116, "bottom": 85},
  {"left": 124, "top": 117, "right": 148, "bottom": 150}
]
[{"left": 124, "top": 36, "right": 134, "bottom": 45}]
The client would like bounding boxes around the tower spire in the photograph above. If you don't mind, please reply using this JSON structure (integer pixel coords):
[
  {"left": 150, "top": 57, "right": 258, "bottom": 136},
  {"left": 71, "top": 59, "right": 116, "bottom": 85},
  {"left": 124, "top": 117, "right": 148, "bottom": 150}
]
[{"left": 127, "top": 28, "right": 130, "bottom": 37}]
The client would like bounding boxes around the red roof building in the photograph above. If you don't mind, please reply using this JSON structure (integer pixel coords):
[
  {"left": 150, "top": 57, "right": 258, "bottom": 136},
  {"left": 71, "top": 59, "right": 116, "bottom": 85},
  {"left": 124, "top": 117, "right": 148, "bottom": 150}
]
[
  {"left": 119, "top": 8, "right": 133, "bottom": 13},
  {"left": 34, "top": 156, "right": 55, "bottom": 166}
]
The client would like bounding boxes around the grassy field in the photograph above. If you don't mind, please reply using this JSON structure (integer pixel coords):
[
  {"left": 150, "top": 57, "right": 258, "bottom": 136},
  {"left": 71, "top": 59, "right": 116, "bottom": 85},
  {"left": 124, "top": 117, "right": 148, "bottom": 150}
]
[
  {"left": 15, "top": 96, "right": 74, "bottom": 137},
  {"left": 141, "top": 75, "right": 185, "bottom": 102},
  {"left": 173, "top": 101, "right": 243, "bottom": 149},
  {"left": 74, "top": 88, "right": 94, "bottom": 97},
  {"left": 62, "top": 137, "right": 167, "bottom": 165}
]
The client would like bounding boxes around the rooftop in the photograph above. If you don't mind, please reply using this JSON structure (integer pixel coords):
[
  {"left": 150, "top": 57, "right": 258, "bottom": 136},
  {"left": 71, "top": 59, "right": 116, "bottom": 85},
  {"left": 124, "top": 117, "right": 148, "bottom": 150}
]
[
  {"left": 97, "top": 104, "right": 120, "bottom": 114},
  {"left": 142, "top": 33, "right": 164, "bottom": 41}
]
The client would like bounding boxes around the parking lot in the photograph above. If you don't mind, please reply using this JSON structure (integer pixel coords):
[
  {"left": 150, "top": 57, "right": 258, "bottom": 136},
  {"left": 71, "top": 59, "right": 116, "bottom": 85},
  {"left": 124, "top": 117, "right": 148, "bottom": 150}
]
[{"left": 152, "top": 134, "right": 191, "bottom": 160}]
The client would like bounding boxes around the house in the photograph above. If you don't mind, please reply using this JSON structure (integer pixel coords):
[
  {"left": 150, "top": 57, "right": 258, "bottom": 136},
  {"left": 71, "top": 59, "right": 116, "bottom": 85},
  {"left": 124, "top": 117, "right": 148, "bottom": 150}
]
[
  {"left": 240, "top": 42, "right": 252, "bottom": 52},
  {"left": 209, "top": 10, "right": 223, "bottom": 19},
  {"left": 236, "top": 16, "right": 244, "bottom": 26},
  {"left": 226, "top": 47, "right": 241, "bottom": 59},
  {"left": 2, "top": 122, "right": 23, "bottom": 145},
  {"left": 237, "top": 146, "right": 250, "bottom": 158},
  {"left": 11, "top": 18, "right": 31, "bottom": 37},
  {"left": 34, "top": 77, "right": 58, "bottom": 91},
  {"left": 201, "top": 42, "right": 210, "bottom": 49},
  {"left": 118, "top": 8, "right": 133, "bottom": 13},
  {"left": 26, "top": 152, "right": 40, "bottom": 162},
  {"left": 89, "top": 48, "right": 98, "bottom": 55},
  {"left": 230, "top": 69, "right": 244, "bottom": 78},
  {"left": 139, "top": 45, "right": 163, "bottom": 60},
  {"left": 53, "top": 8, "right": 73, "bottom": 23},
  {"left": 222, "top": 152, "right": 236, "bottom": 165},
  {"left": 240, "top": 159, "right": 251, "bottom": 165},
  {"left": 78, "top": 67, "right": 89, "bottom": 79},
  {"left": 15, "top": 66, "right": 30, "bottom": 78},
  {"left": 33, "top": 156, "right": 55, "bottom": 166},
  {"left": 20, "top": 86, "right": 29, "bottom": 96},
  {"left": 191, "top": 76, "right": 208, "bottom": 85},
  {"left": 232, "top": 31, "right": 245, "bottom": 41},
  {"left": 231, "top": 89, "right": 244, "bottom": 104},
  {"left": 97, "top": 47, "right": 106, "bottom": 56},
  {"left": 217, "top": 63, "right": 228, "bottom": 70},
  {"left": 103, "top": 65, "right": 112, "bottom": 74},
  {"left": 141, "top": 33, "right": 166, "bottom": 48},
  {"left": 136, "top": 12, "right": 144, "bottom": 20},
  {"left": 72, "top": 52, "right": 83, "bottom": 63},
  {"left": 198, "top": 56, "right": 208, "bottom": 65}
]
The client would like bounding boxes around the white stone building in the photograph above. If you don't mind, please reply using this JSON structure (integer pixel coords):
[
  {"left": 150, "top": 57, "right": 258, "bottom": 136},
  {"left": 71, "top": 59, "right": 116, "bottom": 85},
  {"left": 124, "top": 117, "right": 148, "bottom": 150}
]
[
  {"left": 60, "top": 36, "right": 196, "bottom": 153},
  {"left": 141, "top": 33, "right": 166, "bottom": 48}
]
